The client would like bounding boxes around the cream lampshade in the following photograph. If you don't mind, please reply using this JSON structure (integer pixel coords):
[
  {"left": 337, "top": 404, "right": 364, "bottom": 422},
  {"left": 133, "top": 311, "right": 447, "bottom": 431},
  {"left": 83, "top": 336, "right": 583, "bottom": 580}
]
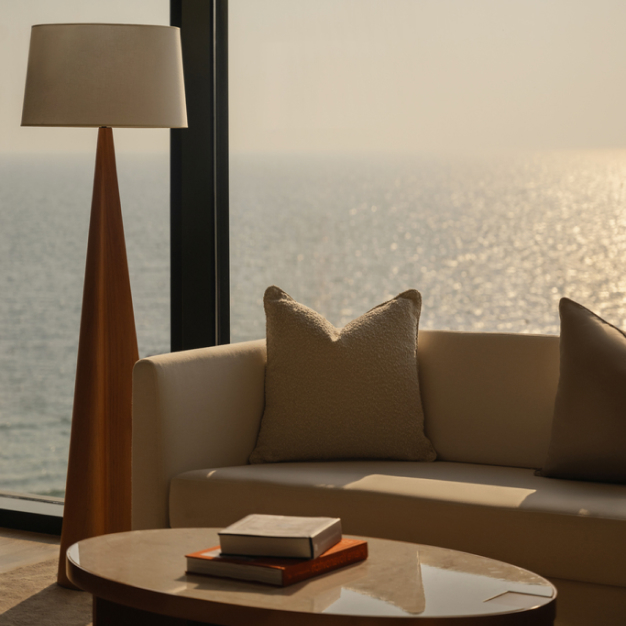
[
  {"left": 22, "top": 23, "right": 187, "bottom": 128},
  {"left": 21, "top": 23, "right": 187, "bottom": 589}
]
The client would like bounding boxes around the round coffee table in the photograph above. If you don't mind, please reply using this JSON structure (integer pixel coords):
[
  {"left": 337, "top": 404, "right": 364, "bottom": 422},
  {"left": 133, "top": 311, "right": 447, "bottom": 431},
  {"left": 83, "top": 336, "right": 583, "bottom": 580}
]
[{"left": 66, "top": 528, "right": 556, "bottom": 625}]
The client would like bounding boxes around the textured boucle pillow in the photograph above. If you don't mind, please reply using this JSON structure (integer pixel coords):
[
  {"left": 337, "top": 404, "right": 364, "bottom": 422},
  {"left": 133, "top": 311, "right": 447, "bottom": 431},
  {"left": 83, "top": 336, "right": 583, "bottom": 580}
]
[
  {"left": 249, "top": 286, "right": 437, "bottom": 464},
  {"left": 540, "top": 297, "right": 626, "bottom": 483}
]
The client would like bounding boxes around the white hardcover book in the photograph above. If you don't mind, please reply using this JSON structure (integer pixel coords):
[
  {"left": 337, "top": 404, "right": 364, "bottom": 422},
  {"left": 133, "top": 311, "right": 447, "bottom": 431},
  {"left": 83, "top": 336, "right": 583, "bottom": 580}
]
[{"left": 218, "top": 514, "right": 342, "bottom": 559}]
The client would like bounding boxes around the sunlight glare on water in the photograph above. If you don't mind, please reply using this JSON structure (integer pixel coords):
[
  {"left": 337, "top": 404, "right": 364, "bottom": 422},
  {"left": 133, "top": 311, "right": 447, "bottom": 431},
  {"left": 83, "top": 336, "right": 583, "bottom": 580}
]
[{"left": 230, "top": 150, "right": 626, "bottom": 341}]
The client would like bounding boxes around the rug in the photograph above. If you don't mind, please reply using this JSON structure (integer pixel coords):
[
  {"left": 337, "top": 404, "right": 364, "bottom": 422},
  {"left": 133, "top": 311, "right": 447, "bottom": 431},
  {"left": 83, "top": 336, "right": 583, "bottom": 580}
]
[{"left": 0, "top": 558, "right": 92, "bottom": 626}]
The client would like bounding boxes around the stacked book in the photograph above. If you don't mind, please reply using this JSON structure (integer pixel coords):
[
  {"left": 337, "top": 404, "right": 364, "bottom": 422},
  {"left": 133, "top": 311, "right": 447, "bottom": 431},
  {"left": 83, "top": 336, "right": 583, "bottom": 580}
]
[{"left": 185, "top": 514, "right": 368, "bottom": 586}]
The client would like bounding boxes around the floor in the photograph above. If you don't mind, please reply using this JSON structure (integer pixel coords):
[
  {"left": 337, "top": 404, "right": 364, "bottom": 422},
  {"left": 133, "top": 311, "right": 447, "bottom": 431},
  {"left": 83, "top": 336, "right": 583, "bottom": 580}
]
[{"left": 0, "top": 526, "right": 60, "bottom": 574}]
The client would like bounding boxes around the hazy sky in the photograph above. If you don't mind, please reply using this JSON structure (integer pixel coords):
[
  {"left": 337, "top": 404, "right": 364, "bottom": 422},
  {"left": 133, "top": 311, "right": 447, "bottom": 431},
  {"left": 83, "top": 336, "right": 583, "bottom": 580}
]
[{"left": 3, "top": 0, "right": 626, "bottom": 154}]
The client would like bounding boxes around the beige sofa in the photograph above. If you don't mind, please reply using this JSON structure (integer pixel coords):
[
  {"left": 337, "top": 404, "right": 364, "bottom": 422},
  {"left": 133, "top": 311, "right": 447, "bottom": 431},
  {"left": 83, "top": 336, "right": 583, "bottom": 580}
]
[{"left": 132, "top": 330, "right": 626, "bottom": 626}]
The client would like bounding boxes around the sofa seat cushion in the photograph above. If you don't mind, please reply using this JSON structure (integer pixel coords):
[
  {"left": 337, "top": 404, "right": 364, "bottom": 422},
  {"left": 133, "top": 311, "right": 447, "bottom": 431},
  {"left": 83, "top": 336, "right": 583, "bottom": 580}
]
[{"left": 170, "top": 461, "right": 626, "bottom": 588}]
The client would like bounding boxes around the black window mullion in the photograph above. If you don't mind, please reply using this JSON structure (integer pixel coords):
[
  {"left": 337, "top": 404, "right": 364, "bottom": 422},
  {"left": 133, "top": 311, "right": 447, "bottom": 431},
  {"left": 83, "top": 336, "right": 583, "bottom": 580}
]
[{"left": 170, "top": 0, "right": 229, "bottom": 351}]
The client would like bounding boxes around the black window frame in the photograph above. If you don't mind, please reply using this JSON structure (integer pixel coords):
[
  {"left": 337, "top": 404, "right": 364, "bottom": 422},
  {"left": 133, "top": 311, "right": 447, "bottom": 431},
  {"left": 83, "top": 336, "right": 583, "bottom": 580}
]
[{"left": 0, "top": 494, "right": 63, "bottom": 535}]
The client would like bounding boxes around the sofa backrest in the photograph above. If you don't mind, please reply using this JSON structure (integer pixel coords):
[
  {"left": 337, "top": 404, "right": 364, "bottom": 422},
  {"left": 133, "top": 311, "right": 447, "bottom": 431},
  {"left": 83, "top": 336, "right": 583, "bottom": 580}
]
[{"left": 418, "top": 330, "right": 560, "bottom": 470}]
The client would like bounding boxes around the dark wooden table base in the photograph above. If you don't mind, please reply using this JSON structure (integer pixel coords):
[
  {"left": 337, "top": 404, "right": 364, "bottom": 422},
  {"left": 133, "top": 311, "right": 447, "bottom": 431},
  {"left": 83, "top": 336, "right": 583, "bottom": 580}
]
[{"left": 94, "top": 597, "right": 212, "bottom": 626}]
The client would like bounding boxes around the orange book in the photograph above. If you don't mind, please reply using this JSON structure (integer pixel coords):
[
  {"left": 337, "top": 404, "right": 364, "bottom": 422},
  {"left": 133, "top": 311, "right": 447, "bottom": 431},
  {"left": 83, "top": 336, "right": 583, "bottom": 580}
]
[{"left": 186, "top": 538, "right": 368, "bottom": 587}]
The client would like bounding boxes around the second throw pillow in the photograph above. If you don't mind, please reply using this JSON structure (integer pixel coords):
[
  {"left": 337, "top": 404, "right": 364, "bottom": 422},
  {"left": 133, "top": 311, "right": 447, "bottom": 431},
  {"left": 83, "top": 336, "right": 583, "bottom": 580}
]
[
  {"left": 249, "top": 286, "right": 437, "bottom": 464},
  {"left": 540, "top": 297, "right": 626, "bottom": 483}
]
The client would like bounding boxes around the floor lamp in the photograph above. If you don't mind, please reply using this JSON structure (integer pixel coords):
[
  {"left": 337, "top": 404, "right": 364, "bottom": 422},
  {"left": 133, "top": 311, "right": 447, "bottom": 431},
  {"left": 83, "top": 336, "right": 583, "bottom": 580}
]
[{"left": 21, "top": 23, "right": 187, "bottom": 588}]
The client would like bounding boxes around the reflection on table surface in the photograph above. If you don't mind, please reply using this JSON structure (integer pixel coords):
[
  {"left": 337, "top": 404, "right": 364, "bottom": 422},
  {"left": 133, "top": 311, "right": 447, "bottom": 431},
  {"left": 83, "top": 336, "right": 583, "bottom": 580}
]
[{"left": 322, "top": 539, "right": 553, "bottom": 618}]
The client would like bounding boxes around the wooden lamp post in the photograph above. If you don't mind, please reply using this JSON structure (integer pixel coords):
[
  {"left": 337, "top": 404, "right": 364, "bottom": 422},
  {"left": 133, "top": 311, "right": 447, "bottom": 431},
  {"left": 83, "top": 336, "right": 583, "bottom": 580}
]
[{"left": 21, "top": 23, "right": 187, "bottom": 588}]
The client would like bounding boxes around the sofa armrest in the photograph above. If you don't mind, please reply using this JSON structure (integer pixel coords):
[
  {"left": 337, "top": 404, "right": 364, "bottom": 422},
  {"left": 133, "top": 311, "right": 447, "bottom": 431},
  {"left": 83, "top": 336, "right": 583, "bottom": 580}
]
[{"left": 131, "top": 339, "right": 266, "bottom": 530}]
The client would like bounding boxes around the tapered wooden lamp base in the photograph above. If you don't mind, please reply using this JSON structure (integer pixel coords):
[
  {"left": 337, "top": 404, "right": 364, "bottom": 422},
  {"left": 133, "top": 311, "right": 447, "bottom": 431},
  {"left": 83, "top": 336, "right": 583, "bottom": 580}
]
[{"left": 57, "top": 127, "right": 139, "bottom": 588}]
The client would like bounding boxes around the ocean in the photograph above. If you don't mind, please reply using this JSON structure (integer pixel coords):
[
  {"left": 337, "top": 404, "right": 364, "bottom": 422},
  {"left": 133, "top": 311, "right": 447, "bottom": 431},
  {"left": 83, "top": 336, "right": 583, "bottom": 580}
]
[{"left": 2, "top": 150, "right": 626, "bottom": 496}]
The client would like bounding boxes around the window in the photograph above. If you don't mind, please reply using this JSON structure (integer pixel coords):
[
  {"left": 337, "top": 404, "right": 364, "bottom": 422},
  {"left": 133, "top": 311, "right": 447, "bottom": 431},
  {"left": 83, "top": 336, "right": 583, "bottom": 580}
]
[
  {"left": 229, "top": 0, "right": 626, "bottom": 341},
  {"left": 0, "top": 0, "right": 169, "bottom": 499}
]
